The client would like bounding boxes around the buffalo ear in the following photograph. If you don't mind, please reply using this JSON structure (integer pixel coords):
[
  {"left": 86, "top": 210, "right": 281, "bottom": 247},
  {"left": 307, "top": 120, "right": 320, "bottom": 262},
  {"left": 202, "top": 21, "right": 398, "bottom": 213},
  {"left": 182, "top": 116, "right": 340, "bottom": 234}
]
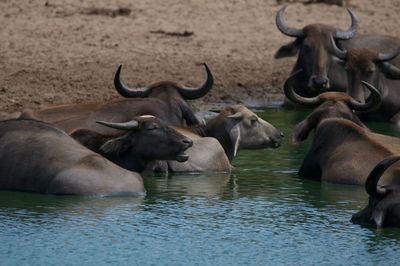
[
  {"left": 227, "top": 112, "right": 244, "bottom": 120},
  {"left": 291, "top": 119, "right": 313, "bottom": 144},
  {"left": 100, "top": 136, "right": 130, "bottom": 155},
  {"left": 71, "top": 128, "right": 131, "bottom": 155},
  {"left": 275, "top": 40, "right": 301, "bottom": 59}
]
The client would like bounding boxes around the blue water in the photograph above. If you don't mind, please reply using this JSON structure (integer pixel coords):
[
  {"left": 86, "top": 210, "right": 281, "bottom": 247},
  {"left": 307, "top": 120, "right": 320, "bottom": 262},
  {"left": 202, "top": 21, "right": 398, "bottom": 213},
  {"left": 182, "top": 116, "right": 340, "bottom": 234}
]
[{"left": 1, "top": 108, "right": 400, "bottom": 266}]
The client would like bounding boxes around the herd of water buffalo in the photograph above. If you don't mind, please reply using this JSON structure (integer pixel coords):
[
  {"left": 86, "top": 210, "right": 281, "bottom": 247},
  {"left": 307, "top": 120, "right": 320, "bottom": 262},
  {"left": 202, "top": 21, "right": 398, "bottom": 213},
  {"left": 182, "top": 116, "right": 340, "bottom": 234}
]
[{"left": 1, "top": 5, "right": 400, "bottom": 228}]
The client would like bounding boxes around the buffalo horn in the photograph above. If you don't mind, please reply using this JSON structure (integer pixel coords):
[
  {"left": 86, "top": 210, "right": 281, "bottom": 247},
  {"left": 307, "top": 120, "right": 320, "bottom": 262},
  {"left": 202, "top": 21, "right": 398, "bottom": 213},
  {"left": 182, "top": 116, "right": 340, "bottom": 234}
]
[
  {"left": 348, "top": 81, "right": 381, "bottom": 112},
  {"left": 335, "top": 8, "right": 358, "bottom": 40},
  {"left": 96, "top": 120, "right": 139, "bottom": 131},
  {"left": 378, "top": 61, "right": 400, "bottom": 80},
  {"left": 178, "top": 63, "right": 214, "bottom": 100},
  {"left": 275, "top": 6, "right": 304, "bottom": 38},
  {"left": 283, "top": 69, "right": 322, "bottom": 106},
  {"left": 376, "top": 48, "right": 400, "bottom": 62},
  {"left": 114, "top": 65, "right": 152, "bottom": 98},
  {"left": 365, "top": 155, "right": 400, "bottom": 198},
  {"left": 331, "top": 36, "right": 347, "bottom": 60}
]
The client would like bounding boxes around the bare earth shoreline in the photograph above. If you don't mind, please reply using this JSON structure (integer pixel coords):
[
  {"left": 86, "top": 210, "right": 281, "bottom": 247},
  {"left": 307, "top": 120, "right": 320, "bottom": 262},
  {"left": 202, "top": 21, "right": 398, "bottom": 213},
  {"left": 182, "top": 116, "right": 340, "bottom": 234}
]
[{"left": 1, "top": 0, "right": 399, "bottom": 112}]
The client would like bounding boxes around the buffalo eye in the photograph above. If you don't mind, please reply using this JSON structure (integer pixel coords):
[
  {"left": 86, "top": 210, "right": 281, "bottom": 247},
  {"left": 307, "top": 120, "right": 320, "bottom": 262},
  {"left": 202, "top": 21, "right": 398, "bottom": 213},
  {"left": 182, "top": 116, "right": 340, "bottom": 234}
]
[
  {"left": 249, "top": 115, "right": 258, "bottom": 125},
  {"left": 364, "top": 65, "right": 375, "bottom": 74},
  {"left": 344, "top": 64, "right": 351, "bottom": 72},
  {"left": 146, "top": 123, "right": 159, "bottom": 130}
]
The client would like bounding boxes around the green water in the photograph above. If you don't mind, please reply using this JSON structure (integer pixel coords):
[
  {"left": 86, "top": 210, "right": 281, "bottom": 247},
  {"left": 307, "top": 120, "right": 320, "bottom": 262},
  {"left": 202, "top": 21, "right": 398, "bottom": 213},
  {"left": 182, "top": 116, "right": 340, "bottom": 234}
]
[{"left": 1, "top": 108, "right": 400, "bottom": 266}]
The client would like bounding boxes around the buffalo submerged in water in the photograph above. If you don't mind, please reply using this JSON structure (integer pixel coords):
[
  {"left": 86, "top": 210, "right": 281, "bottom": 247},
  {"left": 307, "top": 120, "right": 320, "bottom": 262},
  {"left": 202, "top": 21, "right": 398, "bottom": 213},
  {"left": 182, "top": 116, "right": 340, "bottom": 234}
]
[{"left": 0, "top": 116, "right": 192, "bottom": 195}]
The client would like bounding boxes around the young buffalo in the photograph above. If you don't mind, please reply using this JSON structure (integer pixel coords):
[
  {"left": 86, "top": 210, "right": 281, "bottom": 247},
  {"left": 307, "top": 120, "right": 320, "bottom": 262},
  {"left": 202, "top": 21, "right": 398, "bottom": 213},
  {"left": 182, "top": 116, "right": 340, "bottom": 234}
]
[{"left": 331, "top": 38, "right": 400, "bottom": 123}]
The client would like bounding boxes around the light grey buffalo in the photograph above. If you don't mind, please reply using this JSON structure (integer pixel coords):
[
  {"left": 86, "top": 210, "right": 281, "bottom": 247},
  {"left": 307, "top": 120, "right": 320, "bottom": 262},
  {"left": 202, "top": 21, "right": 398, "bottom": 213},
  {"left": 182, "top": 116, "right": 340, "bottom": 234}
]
[
  {"left": 0, "top": 117, "right": 192, "bottom": 195},
  {"left": 160, "top": 105, "right": 283, "bottom": 172}
]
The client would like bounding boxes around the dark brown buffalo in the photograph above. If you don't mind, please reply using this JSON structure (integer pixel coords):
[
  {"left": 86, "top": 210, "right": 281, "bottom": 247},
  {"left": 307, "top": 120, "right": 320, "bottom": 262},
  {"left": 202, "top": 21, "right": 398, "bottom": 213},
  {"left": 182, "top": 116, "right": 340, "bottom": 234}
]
[
  {"left": 331, "top": 37, "right": 400, "bottom": 122},
  {"left": 275, "top": 5, "right": 357, "bottom": 95},
  {"left": 70, "top": 115, "right": 193, "bottom": 172},
  {"left": 283, "top": 71, "right": 400, "bottom": 185},
  {"left": 28, "top": 63, "right": 213, "bottom": 134},
  {"left": 297, "top": 117, "right": 400, "bottom": 185},
  {"left": 285, "top": 70, "right": 380, "bottom": 143},
  {"left": 0, "top": 119, "right": 145, "bottom": 195},
  {"left": 351, "top": 155, "right": 400, "bottom": 228}
]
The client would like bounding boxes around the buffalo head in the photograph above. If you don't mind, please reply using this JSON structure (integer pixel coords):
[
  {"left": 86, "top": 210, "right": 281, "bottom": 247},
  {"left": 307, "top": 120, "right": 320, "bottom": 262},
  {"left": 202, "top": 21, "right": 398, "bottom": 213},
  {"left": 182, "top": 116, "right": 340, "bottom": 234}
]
[
  {"left": 275, "top": 5, "right": 357, "bottom": 92},
  {"left": 286, "top": 70, "right": 381, "bottom": 143},
  {"left": 216, "top": 105, "right": 284, "bottom": 149},
  {"left": 113, "top": 64, "right": 213, "bottom": 126},
  {"left": 71, "top": 115, "right": 193, "bottom": 172},
  {"left": 351, "top": 155, "right": 400, "bottom": 228},
  {"left": 331, "top": 39, "right": 400, "bottom": 102}
]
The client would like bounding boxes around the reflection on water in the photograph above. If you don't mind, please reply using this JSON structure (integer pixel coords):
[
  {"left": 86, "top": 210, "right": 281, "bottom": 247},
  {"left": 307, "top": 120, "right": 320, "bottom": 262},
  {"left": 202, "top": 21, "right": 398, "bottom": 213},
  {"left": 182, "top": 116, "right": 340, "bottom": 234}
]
[{"left": 1, "top": 108, "right": 400, "bottom": 265}]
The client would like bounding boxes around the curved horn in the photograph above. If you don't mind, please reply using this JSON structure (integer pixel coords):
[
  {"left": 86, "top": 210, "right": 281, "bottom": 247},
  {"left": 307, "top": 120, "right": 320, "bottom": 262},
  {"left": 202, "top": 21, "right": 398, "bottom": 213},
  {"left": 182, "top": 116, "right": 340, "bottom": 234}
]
[
  {"left": 365, "top": 155, "right": 400, "bottom": 198},
  {"left": 178, "top": 63, "right": 214, "bottom": 100},
  {"left": 331, "top": 36, "right": 347, "bottom": 60},
  {"left": 276, "top": 6, "right": 304, "bottom": 38},
  {"left": 284, "top": 69, "right": 322, "bottom": 106},
  {"left": 376, "top": 48, "right": 400, "bottom": 62},
  {"left": 348, "top": 81, "right": 381, "bottom": 112},
  {"left": 114, "top": 65, "right": 152, "bottom": 98},
  {"left": 335, "top": 8, "right": 358, "bottom": 40},
  {"left": 96, "top": 120, "right": 139, "bottom": 131},
  {"left": 378, "top": 61, "right": 400, "bottom": 80}
]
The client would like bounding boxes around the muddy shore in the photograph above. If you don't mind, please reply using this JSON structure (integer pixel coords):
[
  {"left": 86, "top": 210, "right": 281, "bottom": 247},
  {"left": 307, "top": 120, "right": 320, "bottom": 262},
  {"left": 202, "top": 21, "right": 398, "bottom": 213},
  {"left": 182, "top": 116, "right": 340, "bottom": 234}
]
[{"left": 1, "top": 0, "right": 399, "bottom": 112}]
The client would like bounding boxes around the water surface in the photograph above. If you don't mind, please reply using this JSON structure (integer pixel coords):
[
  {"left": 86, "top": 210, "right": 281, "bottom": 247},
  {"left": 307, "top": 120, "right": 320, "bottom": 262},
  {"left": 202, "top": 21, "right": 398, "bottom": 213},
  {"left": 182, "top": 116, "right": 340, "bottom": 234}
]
[{"left": 1, "top": 108, "right": 400, "bottom": 266}]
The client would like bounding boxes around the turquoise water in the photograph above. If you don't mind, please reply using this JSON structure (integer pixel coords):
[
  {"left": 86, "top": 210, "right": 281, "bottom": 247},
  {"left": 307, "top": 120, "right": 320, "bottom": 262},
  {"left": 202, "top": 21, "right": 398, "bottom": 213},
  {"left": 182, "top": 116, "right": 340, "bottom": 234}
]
[{"left": 1, "top": 108, "right": 400, "bottom": 266}]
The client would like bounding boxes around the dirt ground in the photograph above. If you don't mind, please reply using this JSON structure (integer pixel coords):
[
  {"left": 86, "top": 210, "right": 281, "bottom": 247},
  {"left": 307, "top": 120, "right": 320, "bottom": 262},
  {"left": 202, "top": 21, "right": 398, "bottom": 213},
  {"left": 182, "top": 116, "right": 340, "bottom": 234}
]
[{"left": 1, "top": 0, "right": 400, "bottom": 112}]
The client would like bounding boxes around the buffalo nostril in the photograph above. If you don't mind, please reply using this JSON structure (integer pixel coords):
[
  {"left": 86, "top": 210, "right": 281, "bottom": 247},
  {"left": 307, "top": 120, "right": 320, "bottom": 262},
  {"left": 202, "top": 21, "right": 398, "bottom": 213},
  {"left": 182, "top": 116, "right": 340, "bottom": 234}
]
[
  {"left": 182, "top": 138, "right": 193, "bottom": 147},
  {"left": 312, "top": 77, "right": 328, "bottom": 87}
]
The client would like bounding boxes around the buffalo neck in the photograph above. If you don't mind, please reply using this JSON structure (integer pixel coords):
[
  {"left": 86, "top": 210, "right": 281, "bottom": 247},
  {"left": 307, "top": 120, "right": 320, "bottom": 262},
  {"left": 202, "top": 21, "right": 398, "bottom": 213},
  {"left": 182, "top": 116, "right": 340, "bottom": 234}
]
[
  {"left": 102, "top": 150, "right": 148, "bottom": 173},
  {"left": 80, "top": 132, "right": 150, "bottom": 173},
  {"left": 188, "top": 119, "right": 238, "bottom": 162}
]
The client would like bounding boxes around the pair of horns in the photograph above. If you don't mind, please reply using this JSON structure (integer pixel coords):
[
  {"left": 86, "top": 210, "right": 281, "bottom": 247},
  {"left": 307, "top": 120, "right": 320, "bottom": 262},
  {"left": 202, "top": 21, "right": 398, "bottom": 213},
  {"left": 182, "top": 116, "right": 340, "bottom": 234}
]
[
  {"left": 284, "top": 69, "right": 381, "bottom": 112},
  {"left": 114, "top": 63, "right": 214, "bottom": 100},
  {"left": 276, "top": 5, "right": 358, "bottom": 40}
]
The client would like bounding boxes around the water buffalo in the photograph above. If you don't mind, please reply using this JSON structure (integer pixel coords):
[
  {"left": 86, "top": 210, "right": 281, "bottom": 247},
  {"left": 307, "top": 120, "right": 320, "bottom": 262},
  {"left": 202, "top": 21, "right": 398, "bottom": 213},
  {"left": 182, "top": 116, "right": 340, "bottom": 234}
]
[
  {"left": 28, "top": 63, "right": 214, "bottom": 134},
  {"left": 331, "top": 37, "right": 400, "bottom": 122},
  {"left": 284, "top": 71, "right": 400, "bottom": 185},
  {"left": 70, "top": 115, "right": 193, "bottom": 172},
  {"left": 297, "top": 117, "right": 400, "bottom": 185},
  {"left": 285, "top": 70, "right": 380, "bottom": 143},
  {"left": 275, "top": 5, "right": 357, "bottom": 95},
  {"left": 158, "top": 105, "right": 283, "bottom": 172},
  {"left": 191, "top": 105, "right": 283, "bottom": 160},
  {"left": 0, "top": 119, "right": 145, "bottom": 195},
  {"left": 351, "top": 155, "right": 400, "bottom": 228}
]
